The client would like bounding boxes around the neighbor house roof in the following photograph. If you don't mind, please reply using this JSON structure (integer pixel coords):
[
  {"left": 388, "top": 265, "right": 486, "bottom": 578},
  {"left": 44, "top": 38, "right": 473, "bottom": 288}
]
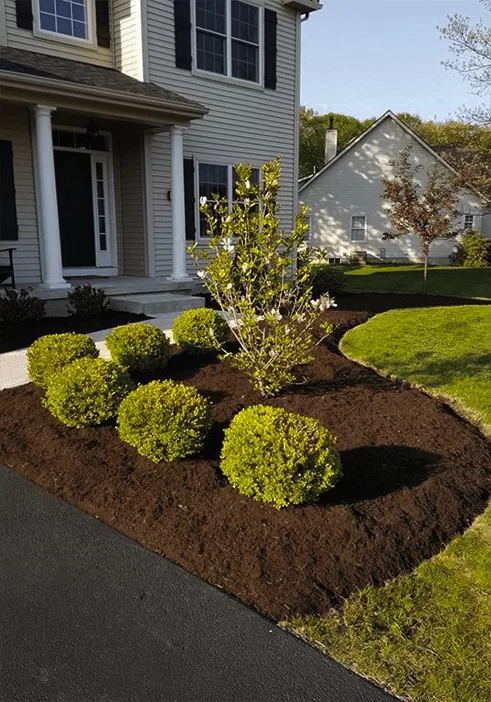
[
  {"left": 299, "top": 110, "right": 486, "bottom": 201},
  {"left": 0, "top": 47, "right": 208, "bottom": 123}
]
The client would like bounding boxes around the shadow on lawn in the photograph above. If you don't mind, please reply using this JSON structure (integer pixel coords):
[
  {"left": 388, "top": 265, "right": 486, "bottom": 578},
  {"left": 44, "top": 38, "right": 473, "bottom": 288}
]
[{"left": 372, "top": 351, "right": 491, "bottom": 391}]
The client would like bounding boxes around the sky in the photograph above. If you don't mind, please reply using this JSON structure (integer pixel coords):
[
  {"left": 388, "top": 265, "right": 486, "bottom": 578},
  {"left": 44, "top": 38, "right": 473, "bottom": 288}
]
[{"left": 300, "top": 0, "right": 489, "bottom": 122}]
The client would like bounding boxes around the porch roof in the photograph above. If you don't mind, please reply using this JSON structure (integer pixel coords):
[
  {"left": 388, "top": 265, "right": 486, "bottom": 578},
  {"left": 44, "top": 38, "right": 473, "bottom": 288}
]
[{"left": 0, "top": 47, "right": 208, "bottom": 127}]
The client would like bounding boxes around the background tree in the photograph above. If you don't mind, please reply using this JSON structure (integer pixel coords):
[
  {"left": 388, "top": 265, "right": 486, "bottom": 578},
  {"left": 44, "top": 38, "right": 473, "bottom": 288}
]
[
  {"left": 382, "top": 147, "right": 466, "bottom": 289},
  {"left": 439, "top": 0, "right": 491, "bottom": 125},
  {"left": 299, "top": 108, "right": 375, "bottom": 177}
]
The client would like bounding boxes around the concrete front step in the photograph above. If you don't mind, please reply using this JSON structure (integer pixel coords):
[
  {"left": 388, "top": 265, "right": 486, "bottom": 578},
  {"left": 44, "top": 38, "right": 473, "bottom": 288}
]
[{"left": 109, "top": 293, "right": 204, "bottom": 316}]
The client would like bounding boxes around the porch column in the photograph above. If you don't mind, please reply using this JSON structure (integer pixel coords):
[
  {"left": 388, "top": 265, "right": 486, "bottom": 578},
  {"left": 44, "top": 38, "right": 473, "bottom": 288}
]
[
  {"left": 32, "top": 105, "right": 69, "bottom": 289},
  {"left": 169, "top": 125, "right": 190, "bottom": 280}
]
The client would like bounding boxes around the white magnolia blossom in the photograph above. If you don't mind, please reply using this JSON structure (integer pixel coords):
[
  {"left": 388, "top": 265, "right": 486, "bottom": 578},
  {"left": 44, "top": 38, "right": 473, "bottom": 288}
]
[
  {"left": 268, "top": 349, "right": 277, "bottom": 358},
  {"left": 311, "top": 295, "right": 337, "bottom": 312},
  {"left": 244, "top": 197, "right": 250, "bottom": 206},
  {"left": 226, "top": 283, "right": 233, "bottom": 291},
  {"left": 241, "top": 262, "right": 248, "bottom": 273},
  {"left": 197, "top": 270, "right": 206, "bottom": 279},
  {"left": 284, "top": 325, "right": 291, "bottom": 335},
  {"left": 245, "top": 179, "right": 251, "bottom": 190},
  {"left": 199, "top": 196, "right": 208, "bottom": 207},
  {"left": 270, "top": 308, "right": 282, "bottom": 322},
  {"left": 220, "top": 238, "right": 234, "bottom": 252}
]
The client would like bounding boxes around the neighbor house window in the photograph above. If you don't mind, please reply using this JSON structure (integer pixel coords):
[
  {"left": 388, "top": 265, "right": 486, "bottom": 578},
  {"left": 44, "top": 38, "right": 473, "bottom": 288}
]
[
  {"left": 463, "top": 214, "right": 475, "bottom": 230},
  {"left": 351, "top": 215, "right": 366, "bottom": 241},
  {"left": 196, "top": 0, "right": 260, "bottom": 83},
  {"left": 198, "top": 162, "right": 260, "bottom": 236},
  {"left": 38, "top": 0, "right": 89, "bottom": 40}
]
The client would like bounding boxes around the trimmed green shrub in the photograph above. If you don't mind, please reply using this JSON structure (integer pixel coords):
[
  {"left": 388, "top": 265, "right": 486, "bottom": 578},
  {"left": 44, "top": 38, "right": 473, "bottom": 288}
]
[
  {"left": 451, "top": 230, "right": 489, "bottom": 268},
  {"left": 220, "top": 405, "right": 342, "bottom": 509},
  {"left": 105, "top": 323, "right": 171, "bottom": 372},
  {"left": 44, "top": 357, "right": 133, "bottom": 428},
  {"left": 0, "top": 288, "right": 46, "bottom": 324},
  {"left": 172, "top": 308, "right": 228, "bottom": 352},
  {"left": 307, "top": 264, "right": 346, "bottom": 299},
  {"left": 67, "top": 284, "right": 109, "bottom": 318},
  {"left": 117, "top": 380, "right": 213, "bottom": 462},
  {"left": 27, "top": 332, "right": 99, "bottom": 389}
]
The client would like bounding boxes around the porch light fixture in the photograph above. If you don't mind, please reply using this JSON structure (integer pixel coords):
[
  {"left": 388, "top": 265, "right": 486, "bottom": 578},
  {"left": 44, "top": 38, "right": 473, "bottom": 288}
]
[{"left": 85, "top": 119, "right": 101, "bottom": 149}]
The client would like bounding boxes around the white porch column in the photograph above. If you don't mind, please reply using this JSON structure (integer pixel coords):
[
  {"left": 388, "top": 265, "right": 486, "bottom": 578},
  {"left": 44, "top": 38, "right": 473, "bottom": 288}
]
[
  {"left": 169, "top": 125, "right": 190, "bottom": 280},
  {"left": 32, "top": 105, "right": 69, "bottom": 289}
]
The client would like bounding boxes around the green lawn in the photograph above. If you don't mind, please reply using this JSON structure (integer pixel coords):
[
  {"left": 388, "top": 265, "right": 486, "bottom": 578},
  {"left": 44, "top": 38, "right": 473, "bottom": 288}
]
[
  {"left": 343, "top": 265, "right": 491, "bottom": 299},
  {"left": 285, "top": 306, "right": 491, "bottom": 702}
]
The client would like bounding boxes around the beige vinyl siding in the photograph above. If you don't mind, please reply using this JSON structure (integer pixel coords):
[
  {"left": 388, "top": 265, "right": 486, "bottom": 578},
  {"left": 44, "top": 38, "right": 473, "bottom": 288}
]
[
  {"left": 0, "top": 105, "right": 42, "bottom": 285},
  {"left": 145, "top": 0, "right": 299, "bottom": 277},
  {"left": 4, "top": 0, "right": 113, "bottom": 67},
  {"left": 113, "top": 0, "right": 144, "bottom": 79},
  {"left": 118, "top": 131, "right": 147, "bottom": 276},
  {"left": 300, "top": 117, "right": 485, "bottom": 264}
]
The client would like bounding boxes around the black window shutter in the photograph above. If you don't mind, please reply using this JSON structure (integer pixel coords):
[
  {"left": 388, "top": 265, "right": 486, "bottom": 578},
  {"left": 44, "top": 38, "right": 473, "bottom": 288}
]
[
  {"left": 0, "top": 141, "right": 19, "bottom": 241},
  {"left": 96, "top": 0, "right": 111, "bottom": 48},
  {"left": 15, "top": 0, "right": 33, "bottom": 30},
  {"left": 264, "top": 9, "right": 277, "bottom": 90},
  {"left": 184, "top": 158, "right": 195, "bottom": 240},
  {"left": 174, "top": 0, "right": 192, "bottom": 70}
]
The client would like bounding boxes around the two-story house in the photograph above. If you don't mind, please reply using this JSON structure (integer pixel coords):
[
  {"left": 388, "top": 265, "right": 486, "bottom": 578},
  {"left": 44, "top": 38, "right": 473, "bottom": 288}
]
[{"left": 0, "top": 0, "right": 321, "bottom": 295}]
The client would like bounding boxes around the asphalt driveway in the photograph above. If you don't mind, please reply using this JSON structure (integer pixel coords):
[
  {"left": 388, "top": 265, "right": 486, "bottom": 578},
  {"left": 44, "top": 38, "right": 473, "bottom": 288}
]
[{"left": 0, "top": 465, "right": 397, "bottom": 702}]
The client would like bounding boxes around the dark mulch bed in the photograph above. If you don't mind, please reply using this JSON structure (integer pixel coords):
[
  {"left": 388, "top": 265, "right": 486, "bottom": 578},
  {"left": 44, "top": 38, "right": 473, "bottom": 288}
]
[
  {"left": 1, "top": 305, "right": 490, "bottom": 621},
  {"left": 1, "top": 312, "right": 149, "bottom": 353}
]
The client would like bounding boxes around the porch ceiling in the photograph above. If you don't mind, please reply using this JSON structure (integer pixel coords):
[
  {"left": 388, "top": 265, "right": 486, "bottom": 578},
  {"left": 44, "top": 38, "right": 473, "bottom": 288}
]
[{"left": 0, "top": 47, "right": 208, "bottom": 128}]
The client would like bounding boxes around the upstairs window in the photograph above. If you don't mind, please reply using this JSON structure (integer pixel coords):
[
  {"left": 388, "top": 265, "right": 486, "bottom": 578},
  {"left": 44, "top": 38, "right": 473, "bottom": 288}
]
[
  {"left": 351, "top": 215, "right": 366, "bottom": 242},
  {"left": 195, "top": 0, "right": 260, "bottom": 83},
  {"left": 37, "top": 0, "right": 90, "bottom": 41},
  {"left": 463, "top": 214, "right": 475, "bottom": 230}
]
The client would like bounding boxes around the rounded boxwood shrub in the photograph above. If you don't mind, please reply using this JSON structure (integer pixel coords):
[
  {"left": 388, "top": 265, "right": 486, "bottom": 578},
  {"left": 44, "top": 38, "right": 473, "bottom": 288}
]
[
  {"left": 44, "top": 357, "right": 134, "bottom": 428},
  {"left": 220, "top": 405, "right": 342, "bottom": 509},
  {"left": 307, "top": 264, "right": 346, "bottom": 299},
  {"left": 105, "top": 323, "right": 171, "bottom": 372},
  {"left": 27, "top": 332, "right": 99, "bottom": 389},
  {"left": 117, "top": 380, "right": 213, "bottom": 462},
  {"left": 172, "top": 308, "right": 229, "bottom": 352}
]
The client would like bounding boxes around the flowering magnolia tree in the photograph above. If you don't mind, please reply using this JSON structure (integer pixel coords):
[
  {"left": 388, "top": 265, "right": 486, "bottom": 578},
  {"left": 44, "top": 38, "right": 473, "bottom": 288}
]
[
  {"left": 189, "top": 159, "right": 336, "bottom": 396},
  {"left": 382, "top": 147, "right": 466, "bottom": 287}
]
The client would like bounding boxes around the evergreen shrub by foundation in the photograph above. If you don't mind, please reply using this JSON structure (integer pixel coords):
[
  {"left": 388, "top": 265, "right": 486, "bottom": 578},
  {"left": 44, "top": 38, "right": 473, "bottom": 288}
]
[
  {"left": 27, "top": 332, "right": 99, "bottom": 389},
  {"left": 44, "top": 357, "right": 133, "bottom": 428},
  {"left": 172, "top": 308, "right": 228, "bottom": 352},
  {"left": 0, "top": 288, "right": 46, "bottom": 324},
  {"left": 220, "top": 405, "right": 342, "bottom": 509},
  {"left": 67, "top": 284, "right": 109, "bottom": 317},
  {"left": 105, "top": 323, "right": 171, "bottom": 372},
  {"left": 307, "top": 264, "right": 346, "bottom": 299},
  {"left": 117, "top": 380, "right": 213, "bottom": 462}
]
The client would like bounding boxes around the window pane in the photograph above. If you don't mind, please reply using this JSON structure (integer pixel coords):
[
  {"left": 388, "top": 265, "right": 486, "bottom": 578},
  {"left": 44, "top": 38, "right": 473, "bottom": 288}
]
[
  {"left": 464, "top": 214, "right": 474, "bottom": 229},
  {"left": 199, "top": 163, "right": 228, "bottom": 236},
  {"left": 351, "top": 229, "right": 365, "bottom": 242},
  {"left": 95, "top": 162, "right": 104, "bottom": 180},
  {"left": 40, "top": 12, "right": 56, "bottom": 31},
  {"left": 351, "top": 216, "right": 366, "bottom": 229},
  {"left": 232, "top": 40, "right": 258, "bottom": 82},
  {"left": 41, "top": 0, "right": 87, "bottom": 39},
  {"left": 40, "top": 0, "right": 55, "bottom": 12},
  {"left": 196, "top": 0, "right": 226, "bottom": 34},
  {"left": 197, "top": 31, "right": 226, "bottom": 74},
  {"left": 99, "top": 234, "right": 107, "bottom": 250},
  {"left": 232, "top": 0, "right": 258, "bottom": 44}
]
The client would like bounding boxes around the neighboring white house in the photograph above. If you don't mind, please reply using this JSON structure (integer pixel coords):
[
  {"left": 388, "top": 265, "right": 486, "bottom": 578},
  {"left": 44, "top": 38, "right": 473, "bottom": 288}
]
[
  {"left": 299, "top": 110, "right": 491, "bottom": 264},
  {"left": 0, "top": 0, "right": 321, "bottom": 290}
]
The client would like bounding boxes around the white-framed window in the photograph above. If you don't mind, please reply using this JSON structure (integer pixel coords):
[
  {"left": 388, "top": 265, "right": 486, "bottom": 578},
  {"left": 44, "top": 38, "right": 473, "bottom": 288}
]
[
  {"left": 463, "top": 213, "right": 475, "bottom": 230},
  {"left": 351, "top": 215, "right": 366, "bottom": 242},
  {"left": 197, "top": 161, "right": 260, "bottom": 237},
  {"left": 35, "top": 0, "right": 94, "bottom": 43},
  {"left": 195, "top": 0, "right": 261, "bottom": 83}
]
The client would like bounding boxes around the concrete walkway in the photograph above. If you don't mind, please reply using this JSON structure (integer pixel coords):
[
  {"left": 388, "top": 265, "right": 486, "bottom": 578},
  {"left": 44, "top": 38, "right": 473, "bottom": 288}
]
[
  {"left": 0, "top": 465, "right": 396, "bottom": 701},
  {"left": 0, "top": 313, "right": 179, "bottom": 390}
]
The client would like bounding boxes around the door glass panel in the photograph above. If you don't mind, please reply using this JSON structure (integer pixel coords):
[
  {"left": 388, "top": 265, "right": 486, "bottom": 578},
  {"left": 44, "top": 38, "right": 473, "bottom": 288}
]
[{"left": 94, "top": 161, "right": 108, "bottom": 251}]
